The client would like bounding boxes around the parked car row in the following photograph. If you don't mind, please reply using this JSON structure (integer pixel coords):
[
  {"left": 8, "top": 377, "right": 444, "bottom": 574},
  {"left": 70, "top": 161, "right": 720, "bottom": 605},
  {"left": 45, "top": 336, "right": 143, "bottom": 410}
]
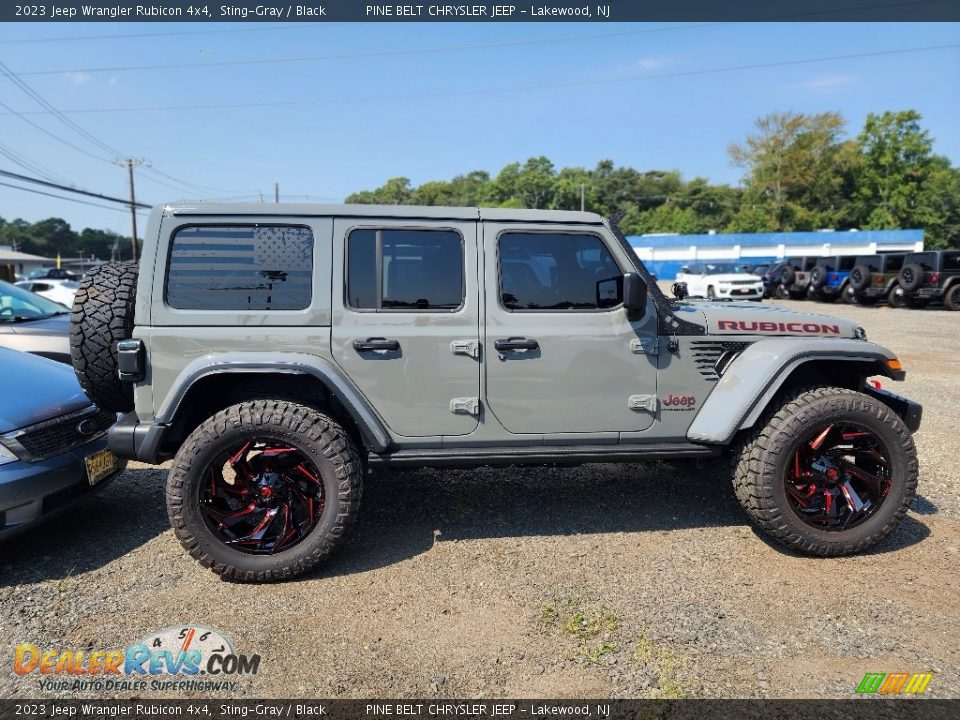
[
  {"left": 1, "top": 279, "right": 124, "bottom": 539},
  {"left": 752, "top": 249, "right": 960, "bottom": 310}
]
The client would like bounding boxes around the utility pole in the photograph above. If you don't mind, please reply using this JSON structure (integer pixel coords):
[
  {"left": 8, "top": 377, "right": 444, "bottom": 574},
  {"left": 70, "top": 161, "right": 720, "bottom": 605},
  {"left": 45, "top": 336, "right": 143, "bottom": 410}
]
[
  {"left": 115, "top": 159, "right": 148, "bottom": 262},
  {"left": 580, "top": 182, "right": 585, "bottom": 212},
  {"left": 274, "top": 182, "right": 279, "bottom": 204}
]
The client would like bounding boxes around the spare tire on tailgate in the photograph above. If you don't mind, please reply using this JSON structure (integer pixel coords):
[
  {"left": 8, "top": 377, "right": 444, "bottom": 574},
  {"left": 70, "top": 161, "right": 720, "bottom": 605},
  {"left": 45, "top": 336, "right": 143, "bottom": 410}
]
[{"left": 70, "top": 261, "right": 138, "bottom": 413}]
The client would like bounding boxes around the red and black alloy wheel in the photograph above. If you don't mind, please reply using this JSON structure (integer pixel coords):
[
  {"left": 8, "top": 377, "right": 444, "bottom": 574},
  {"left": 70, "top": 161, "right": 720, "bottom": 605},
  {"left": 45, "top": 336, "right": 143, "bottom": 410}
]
[
  {"left": 199, "top": 439, "right": 327, "bottom": 555},
  {"left": 784, "top": 422, "right": 892, "bottom": 531}
]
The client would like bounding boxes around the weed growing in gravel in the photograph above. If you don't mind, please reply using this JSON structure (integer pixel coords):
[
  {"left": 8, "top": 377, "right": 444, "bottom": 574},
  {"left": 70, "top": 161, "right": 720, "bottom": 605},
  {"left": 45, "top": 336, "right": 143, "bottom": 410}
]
[
  {"left": 538, "top": 596, "right": 620, "bottom": 665},
  {"left": 632, "top": 630, "right": 690, "bottom": 698}
]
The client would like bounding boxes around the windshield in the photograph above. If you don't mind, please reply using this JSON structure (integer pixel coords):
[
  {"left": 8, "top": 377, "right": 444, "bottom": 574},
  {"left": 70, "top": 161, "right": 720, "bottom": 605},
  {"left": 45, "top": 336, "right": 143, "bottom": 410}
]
[
  {"left": 702, "top": 263, "right": 745, "bottom": 274},
  {"left": 0, "top": 280, "right": 70, "bottom": 322}
]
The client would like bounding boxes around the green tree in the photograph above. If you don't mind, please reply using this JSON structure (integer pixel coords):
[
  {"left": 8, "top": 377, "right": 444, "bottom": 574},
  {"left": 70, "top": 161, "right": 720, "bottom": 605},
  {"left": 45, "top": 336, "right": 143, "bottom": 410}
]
[{"left": 729, "top": 111, "right": 851, "bottom": 231}]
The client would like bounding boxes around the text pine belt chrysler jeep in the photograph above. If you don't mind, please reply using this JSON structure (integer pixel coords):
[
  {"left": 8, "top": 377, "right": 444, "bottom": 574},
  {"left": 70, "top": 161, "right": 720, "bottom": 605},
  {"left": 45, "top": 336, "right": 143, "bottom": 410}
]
[{"left": 69, "top": 204, "right": 923, "bottom": 582}]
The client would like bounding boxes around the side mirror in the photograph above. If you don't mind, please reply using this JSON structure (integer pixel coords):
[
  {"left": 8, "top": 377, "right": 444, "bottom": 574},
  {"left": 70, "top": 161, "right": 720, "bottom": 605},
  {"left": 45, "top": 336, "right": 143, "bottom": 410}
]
[
  {"left": 623, "top": 272, "right": 647, "bottom": 317},
  {"left": 672, "top": 281, "right": 689, "bottom": 300}
]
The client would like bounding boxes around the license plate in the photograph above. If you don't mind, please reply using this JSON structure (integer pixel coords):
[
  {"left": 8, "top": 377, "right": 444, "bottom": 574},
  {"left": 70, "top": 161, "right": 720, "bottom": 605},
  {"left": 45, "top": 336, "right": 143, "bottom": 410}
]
[{"left": 85, "top": 448, "right": 117, "bottom": 486}]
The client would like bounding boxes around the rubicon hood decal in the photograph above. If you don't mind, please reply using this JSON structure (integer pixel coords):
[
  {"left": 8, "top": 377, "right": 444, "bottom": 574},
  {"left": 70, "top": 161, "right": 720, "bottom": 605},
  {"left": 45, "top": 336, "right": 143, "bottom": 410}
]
[
  {"left": 716, "top": 319, "right": 842, "bottom": 335},
  {"left": 696, "top": 303, "right": 858, "bottom": 338}
]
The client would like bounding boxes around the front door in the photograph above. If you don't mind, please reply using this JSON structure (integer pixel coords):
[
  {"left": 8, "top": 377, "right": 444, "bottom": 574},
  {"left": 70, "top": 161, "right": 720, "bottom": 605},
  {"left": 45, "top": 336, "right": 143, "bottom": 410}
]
[
  {"left": 483, "top": 224, "right": 658, "bottom": 435},
  {"left": 331, "top": 219, "right": 481, "bottom": 438}
]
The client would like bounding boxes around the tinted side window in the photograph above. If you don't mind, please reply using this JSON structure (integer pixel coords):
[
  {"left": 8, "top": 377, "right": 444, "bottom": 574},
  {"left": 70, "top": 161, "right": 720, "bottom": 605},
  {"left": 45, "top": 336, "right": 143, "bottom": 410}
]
[
  {"left": 167, "top": 225, "right": 313, "bottom": 311},
  {"left": 499, "top": 233, "right": 622, "bottom": 311},
  {"left": 838, "top": 256, "right": 857, "bottom": 271},
  {"left": 943, "top": 253, "right": 960, "bottom": 271},
  {"left": 346, "top": 228, "right": 463, "bottom": 310},
  {"left": 885, "top": 255, "right": 905, "bottom": 271}
]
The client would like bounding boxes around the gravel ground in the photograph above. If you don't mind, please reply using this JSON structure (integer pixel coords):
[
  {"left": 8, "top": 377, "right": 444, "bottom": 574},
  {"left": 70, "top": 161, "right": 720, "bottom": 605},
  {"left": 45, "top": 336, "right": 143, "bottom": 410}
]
[{"left": 2, "top": 298, "right": 958, "bottom": 700}]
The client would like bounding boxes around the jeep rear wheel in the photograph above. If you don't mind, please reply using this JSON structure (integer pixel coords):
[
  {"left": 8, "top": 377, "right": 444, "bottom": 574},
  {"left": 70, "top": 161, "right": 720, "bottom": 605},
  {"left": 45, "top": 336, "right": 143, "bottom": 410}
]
[
  {"left": 167, "top": 400, "right": 362, "bottom": 582},
  {"left": 887, "top": 284, "right": 907, "bottom": 308},
  {"left": 732, "top": 387, "right": 917, "bottom": 556},
  {"left": 69, "top": 261, "right": 138, "bottom": 412},
  {"left": 944, "top": 284, "right": 960, "bottom": 311}
]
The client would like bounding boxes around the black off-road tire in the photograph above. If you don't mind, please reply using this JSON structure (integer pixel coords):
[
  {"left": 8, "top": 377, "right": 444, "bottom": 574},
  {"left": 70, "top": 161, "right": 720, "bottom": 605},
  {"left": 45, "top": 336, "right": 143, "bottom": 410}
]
[
  {"left": 887, "top": 284, "right": 907, "bottom": 308},
  {"left": 731, "top": 386, "right": 918, "bottom": 556},
  {"left": 780, "top": 266, "right": 796, "bottom": 287},
  {"left": 943, "top": 284, "right": 960, "bottom": 311},
  {"left": 809, "top": 265, "right": 828, "bottom": 290},
  {"left": 839, "top": 282, "right": 855, "bottom": 304},
  {"left": 69, "top": 261, "right": 138, "bottom": 412},
  {"left": 167, "top": 400, "right": 363, "bottom": 582},
  {"left": 849, "top": 265, "right": 871, "bottom": 292},
  {"left": 899, "top": 263, "right": 925, "bottom": 293}
]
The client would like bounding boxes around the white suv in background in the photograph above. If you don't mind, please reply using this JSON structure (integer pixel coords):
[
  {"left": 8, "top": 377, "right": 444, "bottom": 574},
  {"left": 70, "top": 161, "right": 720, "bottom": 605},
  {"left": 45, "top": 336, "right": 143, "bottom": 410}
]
[{"left": 674, "top": 262, "right": 764, "bottom": 301}]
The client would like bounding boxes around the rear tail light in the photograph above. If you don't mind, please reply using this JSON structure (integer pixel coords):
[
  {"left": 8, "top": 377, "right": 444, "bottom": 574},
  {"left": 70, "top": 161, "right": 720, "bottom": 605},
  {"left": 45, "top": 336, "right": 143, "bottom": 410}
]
[
  {"left": 875, "top": 274, "right": 883, "bottom": 283},
  {"left": 930, "top": 272, "right": 940, "bottom": 283}
]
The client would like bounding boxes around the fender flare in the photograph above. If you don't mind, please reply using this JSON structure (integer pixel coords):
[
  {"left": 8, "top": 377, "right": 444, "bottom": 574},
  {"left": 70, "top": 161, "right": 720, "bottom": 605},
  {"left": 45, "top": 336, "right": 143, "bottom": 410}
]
[
  {"left": 686, "top": 338, "right": 902, "bottom": 445},
  {"left": 155, "top": 352, "right": 392, "bottom": 452}
]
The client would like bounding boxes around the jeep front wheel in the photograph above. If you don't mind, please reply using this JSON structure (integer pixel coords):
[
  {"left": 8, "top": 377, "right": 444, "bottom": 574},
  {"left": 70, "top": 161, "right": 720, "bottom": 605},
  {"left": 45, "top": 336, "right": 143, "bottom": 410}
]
[
  {"left": 732, "top": 387, "right": 917, "bottom": 556},
  {"left": 166, "top": 400, "right": 362, "bottom": 581}
]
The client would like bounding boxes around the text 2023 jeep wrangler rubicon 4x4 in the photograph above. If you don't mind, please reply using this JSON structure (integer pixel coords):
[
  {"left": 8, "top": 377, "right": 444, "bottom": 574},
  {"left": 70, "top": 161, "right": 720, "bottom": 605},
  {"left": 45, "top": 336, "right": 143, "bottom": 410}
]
[{"left": 70, "top": 204, "right": 922, "bottom": 581}]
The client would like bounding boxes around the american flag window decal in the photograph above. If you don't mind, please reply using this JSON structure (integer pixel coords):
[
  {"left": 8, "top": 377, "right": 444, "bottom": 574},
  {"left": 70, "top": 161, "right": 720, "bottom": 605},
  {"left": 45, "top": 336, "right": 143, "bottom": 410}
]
[{"left": 167, "top": 225, "right": 314, "bottom": 311}]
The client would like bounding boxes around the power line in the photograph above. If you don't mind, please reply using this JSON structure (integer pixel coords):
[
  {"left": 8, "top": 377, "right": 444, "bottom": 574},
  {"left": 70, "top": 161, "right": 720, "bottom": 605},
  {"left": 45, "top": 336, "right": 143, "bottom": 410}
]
[
  {"left": 0, "top": 180, "right": 149, "bottom": 215},
  {"left": 0, "top": 60, "right": 126, "bottom": 159},
  {"left": 5, "top": 42, "right": 955, "bottom": 117},
  {"left": 0, "top": 99, "right": 115, "bottom": 164},
  {"left": 0, "top": 23, "right": 316, "bottom": 45},
  {"left": 0, "top": 168, "right": 151, "bottom": 208},
  {"left": 0, "top": 142, "right": 71, "bottom": 185},
  {"left": 15, "top": 23, "right": 725, "bottom": 77}
]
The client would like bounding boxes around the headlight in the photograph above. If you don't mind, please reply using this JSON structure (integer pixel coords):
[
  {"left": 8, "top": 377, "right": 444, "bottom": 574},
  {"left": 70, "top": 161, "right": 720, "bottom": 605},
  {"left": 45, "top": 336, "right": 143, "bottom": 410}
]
[{"left": 0, "top": 442, "right": 18, "bottom": 466}]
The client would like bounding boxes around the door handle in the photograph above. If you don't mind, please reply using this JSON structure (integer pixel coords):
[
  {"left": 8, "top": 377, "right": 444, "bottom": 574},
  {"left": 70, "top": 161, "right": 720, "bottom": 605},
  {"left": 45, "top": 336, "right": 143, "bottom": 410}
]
[
  {"left": 494, "top": 337, "right": 539, "bottom": 352},
  {"left": 353, "top": 337, "right": 400, "bottom": 352}
]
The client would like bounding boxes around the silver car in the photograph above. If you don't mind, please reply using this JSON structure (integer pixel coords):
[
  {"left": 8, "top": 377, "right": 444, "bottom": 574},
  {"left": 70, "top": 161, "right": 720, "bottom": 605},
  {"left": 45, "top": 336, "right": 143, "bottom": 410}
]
[{"left": 0, "top": 280, "right": 71, "bottom": 364}]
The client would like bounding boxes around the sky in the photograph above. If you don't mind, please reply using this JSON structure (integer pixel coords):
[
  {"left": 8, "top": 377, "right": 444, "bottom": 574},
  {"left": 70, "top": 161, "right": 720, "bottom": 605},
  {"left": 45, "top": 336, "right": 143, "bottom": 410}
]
[{"left": 0, "top": 20, "right": 958, "bottom": 238}]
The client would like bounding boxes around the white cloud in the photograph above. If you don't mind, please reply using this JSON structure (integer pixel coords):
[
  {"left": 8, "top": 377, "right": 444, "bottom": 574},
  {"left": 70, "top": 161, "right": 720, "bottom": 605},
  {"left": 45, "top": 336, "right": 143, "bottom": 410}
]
[
  {"left": 65, "top": 71, "right": 90, "bottom": 85},
  {"left": 633, "top": 57, "right": 671, "bottom": 71},
  {"left": 792, "top": 75, "right": 859, "bottom": 92}
]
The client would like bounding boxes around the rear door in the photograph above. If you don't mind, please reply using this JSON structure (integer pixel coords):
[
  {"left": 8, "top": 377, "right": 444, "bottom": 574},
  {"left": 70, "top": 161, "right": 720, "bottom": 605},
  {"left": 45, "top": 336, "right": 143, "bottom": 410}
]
[
  {"left": 482, "top": 223, "right": 658, "bottom": 435},
  {"left": 331, "top": 219, "right": 481, "bottom": 438}
]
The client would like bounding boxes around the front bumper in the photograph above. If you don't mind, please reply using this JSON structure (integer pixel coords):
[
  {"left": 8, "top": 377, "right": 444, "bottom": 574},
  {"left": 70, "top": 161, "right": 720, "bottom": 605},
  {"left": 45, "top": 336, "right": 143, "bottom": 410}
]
[
  {"left": 717, "top": 286, "right": 763, "bottom": 299},
  {"left": 864, "top": 385, "right": 923, "bottom": 434},
  {"left": 0, "top": 435, "right": 125, "bottom": 537}
]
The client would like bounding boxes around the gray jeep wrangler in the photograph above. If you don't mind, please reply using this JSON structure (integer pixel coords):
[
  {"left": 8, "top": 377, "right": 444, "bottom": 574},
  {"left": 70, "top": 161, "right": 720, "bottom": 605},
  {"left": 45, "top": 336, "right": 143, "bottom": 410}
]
[{"left": 70, "top": 204, "right": 922, "bottom": 581}]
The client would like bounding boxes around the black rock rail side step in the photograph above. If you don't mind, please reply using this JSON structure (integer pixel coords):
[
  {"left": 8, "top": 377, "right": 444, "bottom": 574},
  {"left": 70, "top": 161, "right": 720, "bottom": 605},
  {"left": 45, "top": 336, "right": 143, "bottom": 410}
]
[{"left": 368, "top": 442, "right": 719, "bottom": 468}]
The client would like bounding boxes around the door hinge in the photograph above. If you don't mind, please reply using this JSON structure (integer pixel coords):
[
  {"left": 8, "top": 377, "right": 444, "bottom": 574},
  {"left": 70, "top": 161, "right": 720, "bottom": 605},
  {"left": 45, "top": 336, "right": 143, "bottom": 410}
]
[
  {"left": 630, "top": 338, "right": 659, "bottom": 355},
  {"left": 628, "top": 394, "right": 658, "bottom": 413},
  {"left": 450, "top": 339, "right": 481, "bottom": 359},
  {"left": 450, "top": 397, "right": 481, "bottom": 416}
]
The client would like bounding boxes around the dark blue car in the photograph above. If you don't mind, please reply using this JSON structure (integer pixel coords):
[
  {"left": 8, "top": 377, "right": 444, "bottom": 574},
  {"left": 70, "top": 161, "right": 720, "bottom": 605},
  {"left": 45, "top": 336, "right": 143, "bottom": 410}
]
[{"left": 0, "top": 348, "right": 124, "bottom": 537}]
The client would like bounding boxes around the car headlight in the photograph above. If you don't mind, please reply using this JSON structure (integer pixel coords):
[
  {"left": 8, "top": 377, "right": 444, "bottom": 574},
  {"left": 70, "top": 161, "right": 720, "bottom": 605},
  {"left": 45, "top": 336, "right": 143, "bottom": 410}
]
[{"left": 0, "top": 441, "right": 18, "bottom": 466}]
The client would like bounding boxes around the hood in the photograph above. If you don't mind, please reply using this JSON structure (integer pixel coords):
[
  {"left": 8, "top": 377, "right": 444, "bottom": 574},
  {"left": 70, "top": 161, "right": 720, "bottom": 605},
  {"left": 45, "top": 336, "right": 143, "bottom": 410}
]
[
  {"left": 0, "top": 348, "right": 92, "bottom": 433},
  {"left": 8, "top": 313, "right": 70, "bottom": 337},
  {"left": 702, "top": 273, "right": 762, "bottom": 283},
  {"left": 689, "top": 302, "right": 860, "bottom": 338}
]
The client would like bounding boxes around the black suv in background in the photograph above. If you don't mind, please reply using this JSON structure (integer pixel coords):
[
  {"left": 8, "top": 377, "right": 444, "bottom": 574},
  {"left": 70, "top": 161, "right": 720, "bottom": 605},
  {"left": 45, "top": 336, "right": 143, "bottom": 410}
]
[
  {"left": 846, "top": 253, "right": 907, "bottom": 306},
  {"left": 897, "top": 250, "right": 960, "bottom": 310}
]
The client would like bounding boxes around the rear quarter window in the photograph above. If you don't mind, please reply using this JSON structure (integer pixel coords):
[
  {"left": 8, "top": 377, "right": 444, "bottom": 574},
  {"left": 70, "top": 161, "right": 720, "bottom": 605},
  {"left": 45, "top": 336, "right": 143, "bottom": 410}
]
[
  {"left": 943, "top": 252, "right": 960, "bottom": 271},
  {"left": 166, "top": 225, "right": 313, "bottom": 311}
]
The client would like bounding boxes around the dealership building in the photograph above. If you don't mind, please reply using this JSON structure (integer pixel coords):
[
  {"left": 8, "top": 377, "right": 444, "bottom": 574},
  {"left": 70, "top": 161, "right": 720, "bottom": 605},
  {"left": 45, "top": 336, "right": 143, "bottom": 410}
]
[{"left": 627, "top": 229, "right": 924, "bottom": 279}]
